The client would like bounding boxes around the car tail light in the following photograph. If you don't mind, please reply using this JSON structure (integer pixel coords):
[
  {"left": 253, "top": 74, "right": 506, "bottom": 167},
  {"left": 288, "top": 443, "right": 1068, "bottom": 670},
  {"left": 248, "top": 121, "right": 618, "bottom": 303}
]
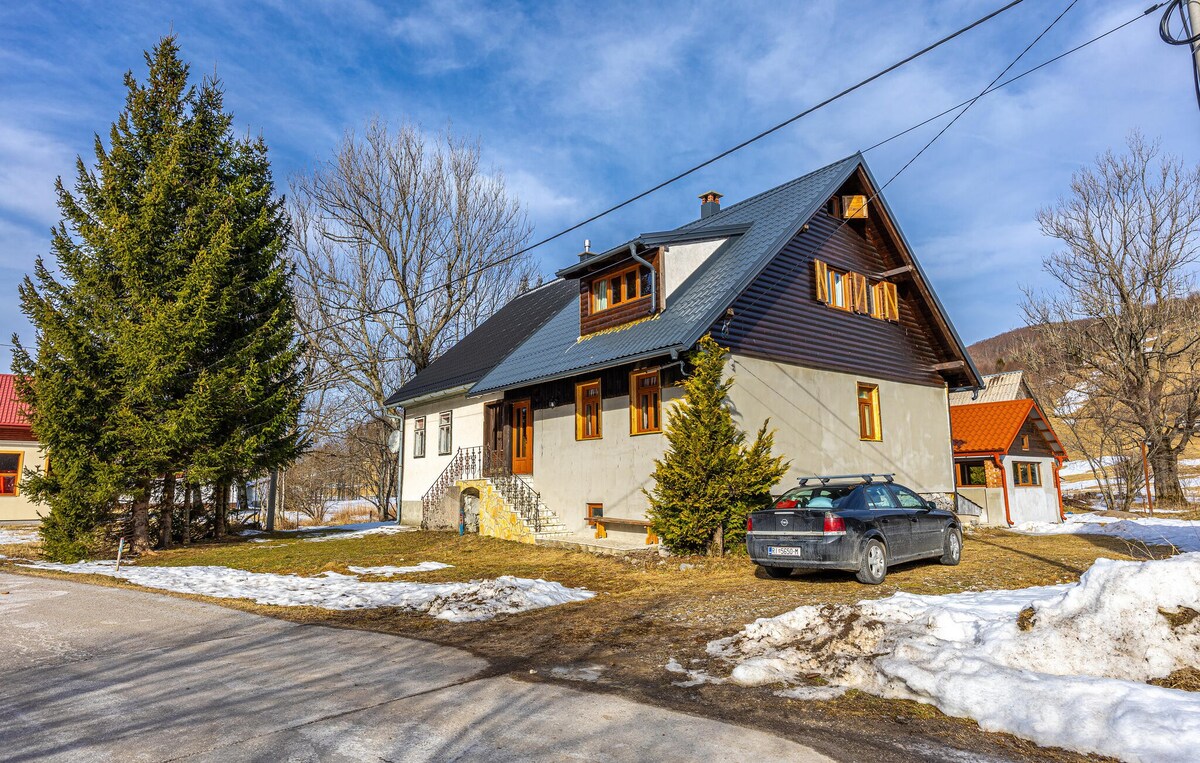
[
  {"left": 746, "top": 516, "right": 754, "bottom": 532},
  {"left": 823, "top": 513, "right": 845, "bottom": 534},
  {"left": 775, "top": 499, "right": 798, "bottom": 509}
]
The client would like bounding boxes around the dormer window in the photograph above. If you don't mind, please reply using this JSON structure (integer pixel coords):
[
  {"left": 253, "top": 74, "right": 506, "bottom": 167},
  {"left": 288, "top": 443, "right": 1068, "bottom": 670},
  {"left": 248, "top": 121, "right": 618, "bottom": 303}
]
[{"left": 590, "top": 263, "right": 652, "bottom": 314}]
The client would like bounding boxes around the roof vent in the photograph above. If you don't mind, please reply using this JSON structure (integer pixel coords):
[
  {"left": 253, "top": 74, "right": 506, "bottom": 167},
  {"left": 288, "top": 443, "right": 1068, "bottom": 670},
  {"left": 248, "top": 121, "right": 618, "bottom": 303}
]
[
  {"left": 579, "top": 239, "right": 591, "bottom": 260},
  {"left": 699, "top": 191, "right": 723, "bottom": 219}
]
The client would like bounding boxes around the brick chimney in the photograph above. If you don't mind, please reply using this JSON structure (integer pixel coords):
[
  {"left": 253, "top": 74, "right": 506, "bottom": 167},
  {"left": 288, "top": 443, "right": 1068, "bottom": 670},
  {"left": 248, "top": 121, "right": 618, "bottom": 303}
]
[{"left": 699, "top": 191, "right": 723, "bottom": 219}]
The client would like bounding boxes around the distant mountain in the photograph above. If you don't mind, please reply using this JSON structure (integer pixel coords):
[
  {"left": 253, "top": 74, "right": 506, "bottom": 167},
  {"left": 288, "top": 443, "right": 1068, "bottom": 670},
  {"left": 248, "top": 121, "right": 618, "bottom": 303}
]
[{"left": 966, "top": 325, "right": 1041, "bottom": 376}]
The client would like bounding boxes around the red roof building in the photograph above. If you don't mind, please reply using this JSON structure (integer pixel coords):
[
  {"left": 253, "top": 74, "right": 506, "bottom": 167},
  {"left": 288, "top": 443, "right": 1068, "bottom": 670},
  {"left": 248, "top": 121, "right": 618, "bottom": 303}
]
[
  {"left": 0, "top": 373, "right": 43, "bottom": 522},
  {"left": 0, "top": 374, "right": 34, "bottom": 442},
  {"left": 949, "top": 399, "right": 1067, "bottom": 527}
]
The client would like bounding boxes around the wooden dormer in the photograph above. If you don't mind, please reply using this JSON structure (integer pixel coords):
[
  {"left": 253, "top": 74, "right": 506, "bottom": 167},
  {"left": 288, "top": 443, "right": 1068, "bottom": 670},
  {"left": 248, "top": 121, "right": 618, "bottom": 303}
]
[{"left": 577, "top": 249, "right": 662, "bottom": 336}]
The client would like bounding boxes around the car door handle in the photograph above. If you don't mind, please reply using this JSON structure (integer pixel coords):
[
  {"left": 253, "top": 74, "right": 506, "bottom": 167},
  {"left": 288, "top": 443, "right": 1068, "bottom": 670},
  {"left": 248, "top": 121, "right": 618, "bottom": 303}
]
[{"left": 909, "top": 516, "right": 918, "bottom": 523}]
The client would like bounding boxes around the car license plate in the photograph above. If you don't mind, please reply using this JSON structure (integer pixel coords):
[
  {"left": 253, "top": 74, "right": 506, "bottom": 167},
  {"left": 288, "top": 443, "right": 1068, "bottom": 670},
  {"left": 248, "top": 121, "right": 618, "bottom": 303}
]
[{"left": 767, "top": 546, "right": 804, "bottom": 557}]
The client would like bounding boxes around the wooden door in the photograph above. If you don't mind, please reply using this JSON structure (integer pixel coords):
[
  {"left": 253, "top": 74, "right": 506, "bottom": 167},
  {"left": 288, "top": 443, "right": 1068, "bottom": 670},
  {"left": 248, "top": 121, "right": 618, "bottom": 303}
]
[
  {"left": 510, "top": 399, "right": 533, "bottom": 475},
  {"left": 483, "top": 402, "right": 506, "bottom": 476}
]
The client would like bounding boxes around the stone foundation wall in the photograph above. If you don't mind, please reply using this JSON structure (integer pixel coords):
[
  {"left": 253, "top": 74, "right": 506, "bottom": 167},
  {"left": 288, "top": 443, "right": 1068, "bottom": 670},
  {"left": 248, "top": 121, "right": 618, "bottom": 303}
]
[{"left": 459, "top": 479, "right": 535, "bottom": 544}]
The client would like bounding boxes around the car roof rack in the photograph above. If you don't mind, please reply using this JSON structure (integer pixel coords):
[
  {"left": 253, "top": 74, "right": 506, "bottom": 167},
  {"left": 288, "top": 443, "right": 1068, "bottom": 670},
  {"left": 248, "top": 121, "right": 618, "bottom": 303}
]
[{"left": 797, "top": 473, "right": 895, "bottom": 486}]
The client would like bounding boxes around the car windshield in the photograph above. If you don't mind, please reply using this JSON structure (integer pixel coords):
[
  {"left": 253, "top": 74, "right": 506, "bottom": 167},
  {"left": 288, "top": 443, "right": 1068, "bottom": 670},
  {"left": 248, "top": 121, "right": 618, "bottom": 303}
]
[{"left": 774, "top": 486, "right": 856, "bottom": 509}]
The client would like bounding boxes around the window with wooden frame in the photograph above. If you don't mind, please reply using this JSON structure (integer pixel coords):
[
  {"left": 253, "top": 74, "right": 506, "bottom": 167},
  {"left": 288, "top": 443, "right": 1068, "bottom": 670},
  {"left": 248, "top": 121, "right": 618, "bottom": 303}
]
[
  {"left": 1020, "top": 434, "right": 1030, "bottom": 451},
  {"left": 955, "top": 459, "right": 988, "bottom": 487},
  {"left": 412, "top": 417, "right": 426, "bottom": 458},
  {"left": 575, "top": 380, "right": 603, "bottom": 440},
  {"left": 589, "top": 263, "right": 652, "bottom": 314},
  {"left": 870, "top": 281, "right": 900, "bottom": 321},
  {"left": 857, "top": 383, "right": 882, "bottom": 441},
  {"left": 437, "top": 411, "right": 452, "bottom": 455},
  {"left": 586, "top": 502, "right": 604, "bottom": 520},
  {"left": 1013, "top": 461, "right": 1041, "bottom": 487},
  {"left": 813, "top": 260, "right": 872, "bottom": 315},
  {"left": 0, "top": 452, "right": 21, "bottom": 496},
  {"left": 630, "top": 369, "right": 662, "bottom": 435}
]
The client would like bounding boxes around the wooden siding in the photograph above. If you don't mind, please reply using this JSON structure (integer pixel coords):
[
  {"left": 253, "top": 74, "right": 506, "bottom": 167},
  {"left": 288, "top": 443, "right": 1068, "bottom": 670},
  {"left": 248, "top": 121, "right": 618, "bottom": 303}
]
[
  {"left": 578, "top": 252, "right": 661, "bottom": 336},
  {"left": 506, "top": 358, "right": 681, "bottom": 412},
  {"left": 713, "top": 209, "right": 950, "bottom": 387},
  {"left": 1007, "top": 417, "right": 1057, "bottom": 458},
  {"left": 0, "top": 426, "right": 35, "bottom": 442}
]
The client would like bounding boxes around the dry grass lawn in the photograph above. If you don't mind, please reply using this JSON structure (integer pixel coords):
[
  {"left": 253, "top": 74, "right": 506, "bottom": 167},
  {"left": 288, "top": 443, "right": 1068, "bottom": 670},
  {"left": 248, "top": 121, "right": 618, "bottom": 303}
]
[{"left": 5, "top": 526, "right": 1161, "bottom": 762}]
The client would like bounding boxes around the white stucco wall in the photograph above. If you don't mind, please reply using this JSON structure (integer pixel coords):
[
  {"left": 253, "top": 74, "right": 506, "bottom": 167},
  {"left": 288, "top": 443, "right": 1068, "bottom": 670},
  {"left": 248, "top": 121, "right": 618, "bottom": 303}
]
[
  {"left": 661, "top": 239, "right": 726, "bottom": 306},
  {"left": 399, "top": 391, "right": 500, "bottom": 521},
  {"left": 528, "top": 385, "right": 683, "bottom": 534},
  {"left": 0, "top": 439, "right": 48, "bottom": 523},
  {"left": 1001, "top": 455, "right": 1061, "bottom": 525},
  {"left": 727, "top": 355, "right": 955, "bottom": 495}
]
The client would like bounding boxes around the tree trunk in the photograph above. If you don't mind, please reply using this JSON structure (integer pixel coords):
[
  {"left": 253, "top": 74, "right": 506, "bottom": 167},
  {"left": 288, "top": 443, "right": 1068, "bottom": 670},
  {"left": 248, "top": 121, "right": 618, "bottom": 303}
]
[
  {"left": 159, "top": 472, "right": 176, "bottom": 549},
  {"left": 131, "top": 480, "right": 152, "bottom": 553},
  {"left": 214, "top": 483, "right": 228, "bottom": 539},
  {"left": 1149, "top": 439, "right": 1185, "bottom": 507},
  {"left": 237, "top": 481, "right": 249, "bottom": 515},
  {"left": 711, "top": 523, "right": 725, "bottom": 557},
  {"left": 182, "top": 485, "right": 193, "bottom": 545}
]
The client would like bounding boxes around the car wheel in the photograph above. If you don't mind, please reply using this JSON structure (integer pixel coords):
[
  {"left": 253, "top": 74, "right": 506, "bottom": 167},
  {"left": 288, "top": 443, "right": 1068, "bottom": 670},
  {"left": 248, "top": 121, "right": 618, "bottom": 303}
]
[
  {"left": 856, "top": 539, "right": 887, "bottom": 585},
  {"left": 940, "top": 527, "right": 962, "bottom": 566},
  {"left": 762, "top": 565, "right": 793, "bottom": 579}
]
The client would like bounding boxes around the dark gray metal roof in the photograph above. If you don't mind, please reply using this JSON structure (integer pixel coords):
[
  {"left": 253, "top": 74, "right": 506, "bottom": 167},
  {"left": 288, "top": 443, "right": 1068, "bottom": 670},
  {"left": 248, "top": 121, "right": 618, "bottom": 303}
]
[
  {"left": 471, "top": 154, "right": 862, "bottom": 395},
  {"left": 384, "top": 278, "right": 579, "bottom": 407}
]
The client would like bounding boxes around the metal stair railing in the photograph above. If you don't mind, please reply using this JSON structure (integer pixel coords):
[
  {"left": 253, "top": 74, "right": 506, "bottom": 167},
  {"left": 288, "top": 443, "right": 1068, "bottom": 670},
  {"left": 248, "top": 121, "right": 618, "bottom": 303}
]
[{"left": 420, "top": 445, "right": 545, "bottom": 532}]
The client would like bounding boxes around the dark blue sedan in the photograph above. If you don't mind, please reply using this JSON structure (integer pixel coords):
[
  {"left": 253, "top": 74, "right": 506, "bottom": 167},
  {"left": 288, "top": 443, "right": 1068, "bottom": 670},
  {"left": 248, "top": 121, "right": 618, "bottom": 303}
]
[{"left": 746, "top": 475, "right": 962, "bottom": 584}]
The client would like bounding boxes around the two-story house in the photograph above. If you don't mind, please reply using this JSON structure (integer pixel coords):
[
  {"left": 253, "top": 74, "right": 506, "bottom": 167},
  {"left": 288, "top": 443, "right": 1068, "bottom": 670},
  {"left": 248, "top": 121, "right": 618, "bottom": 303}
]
[{"left": 386, "top": 154, "right": 984, "bottom": 544}]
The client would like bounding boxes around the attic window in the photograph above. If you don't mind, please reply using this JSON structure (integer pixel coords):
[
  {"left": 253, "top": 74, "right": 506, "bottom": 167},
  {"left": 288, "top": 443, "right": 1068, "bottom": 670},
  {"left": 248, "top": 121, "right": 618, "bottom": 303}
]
[{"left": 590, "top": 264, "right": 651, "bottom": 314}]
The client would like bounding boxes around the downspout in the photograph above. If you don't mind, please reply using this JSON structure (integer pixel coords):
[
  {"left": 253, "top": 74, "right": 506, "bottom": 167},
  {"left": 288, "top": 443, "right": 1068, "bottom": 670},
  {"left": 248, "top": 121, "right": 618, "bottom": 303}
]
[
  {"left": 386, "top": 405, "right": 405, "bottom": 525},
  {"left": 629, "top": 244, "right": 659, "bottom": 312},
  {"left": 1053, "top": 457, "right": 1065, "bottom": 522},
  {"left": 994, "top": 454, "right": 1012, "bottom": 526}
]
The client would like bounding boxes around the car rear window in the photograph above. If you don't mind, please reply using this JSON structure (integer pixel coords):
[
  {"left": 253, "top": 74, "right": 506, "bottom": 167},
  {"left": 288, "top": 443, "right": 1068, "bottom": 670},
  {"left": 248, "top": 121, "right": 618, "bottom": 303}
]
[{"left": 774, "top": 486, "right": 856, "bottom": 509}]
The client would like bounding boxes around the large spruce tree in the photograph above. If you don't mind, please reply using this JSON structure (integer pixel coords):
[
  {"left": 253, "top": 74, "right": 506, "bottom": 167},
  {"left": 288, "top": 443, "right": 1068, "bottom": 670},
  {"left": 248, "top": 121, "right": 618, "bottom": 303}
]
[
  {"left": 645, "top": 335, "right": 788, "bottom": 556},
  {"left": 13, "top": 37, "right": 304, "bottom": 559}
]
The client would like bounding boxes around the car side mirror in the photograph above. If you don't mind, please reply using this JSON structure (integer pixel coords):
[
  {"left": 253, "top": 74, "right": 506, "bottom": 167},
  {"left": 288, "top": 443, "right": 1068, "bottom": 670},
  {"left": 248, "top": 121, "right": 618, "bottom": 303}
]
[{"left": 921, "top": 501, "right": 936, "bottom": 512}]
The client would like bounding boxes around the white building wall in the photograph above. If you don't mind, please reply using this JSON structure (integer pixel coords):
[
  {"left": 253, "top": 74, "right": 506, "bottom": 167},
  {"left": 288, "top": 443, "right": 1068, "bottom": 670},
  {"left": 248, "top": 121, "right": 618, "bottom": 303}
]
[
  {"left": 529, "top": 385, "right": 682, "bottom": 535},
  {"left": 661, "top": 239, "right": 726, "bottom": 306},
  {"left": 0, "top": 439, "right": 48, "bottom": 523},
  {"left": 727, "top": 355, "right": 955, "bottom": 495},
  {"left": 399, "top": 391, "right": 500, "bottom": 522},
  {"left": 1001, "top": 455, "right": 1061, "bottom": 525}
]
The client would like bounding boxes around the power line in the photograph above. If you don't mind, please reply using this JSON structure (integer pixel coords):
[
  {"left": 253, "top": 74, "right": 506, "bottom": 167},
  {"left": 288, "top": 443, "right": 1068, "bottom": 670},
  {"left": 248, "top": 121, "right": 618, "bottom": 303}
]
[
  {"left": 735, "top": 0, "right": 1085, "bottom": 335},
  {"left": 292, "top": 1, "right": 1027, "bottom": 341}
]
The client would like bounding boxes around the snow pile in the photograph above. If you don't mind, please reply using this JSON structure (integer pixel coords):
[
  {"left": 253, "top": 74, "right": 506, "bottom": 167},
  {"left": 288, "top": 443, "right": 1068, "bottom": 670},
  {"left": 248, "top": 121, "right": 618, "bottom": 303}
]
[
  {"left": 1014, "top": 512, "right": 1200, "bottom": 552},
  {"left": 21, "top": 561, "right": 593, "bottom": 622},
  {"left": 0, "top": 528, "right": 39, "bottom": 545},
  {"left": 346, "top": 562, "right": 452, "bottom": 576},
  {"left": 299, "top": 522, "right": 417, "bottom": 542},
  {"left": 237, "top": 529, "right": 265, "bottom": 537},
  {"left": 704, "top": 554, "right": 1200, "bottom": 762}
]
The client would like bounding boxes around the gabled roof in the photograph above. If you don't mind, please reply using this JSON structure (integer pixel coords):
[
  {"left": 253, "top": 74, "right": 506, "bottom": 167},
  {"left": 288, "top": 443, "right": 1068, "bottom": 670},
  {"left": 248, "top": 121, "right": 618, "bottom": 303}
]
[
  {"left": 950, "top": 399, "right": 1067, "bottom": 459},
  {"left": 948, "top": 371, "right": 1031, "bottom": 406},
  {"left": 473, "top": 153, "right": 982, "bottom": 394},
  {"left": 0, "top": 374, "right": 31, "bottom": 429},
  {"left": 472, "top": 155, "right": 865, "bottom": 394},
  {"left": 384, "top": 279, "right": 578, "bottom": 407}
]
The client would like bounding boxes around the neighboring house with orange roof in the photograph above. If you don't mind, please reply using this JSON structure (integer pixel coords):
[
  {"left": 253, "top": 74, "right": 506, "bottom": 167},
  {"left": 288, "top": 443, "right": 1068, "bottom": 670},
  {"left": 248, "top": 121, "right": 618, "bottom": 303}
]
[
  {"left": 0, "top": 374, "right": 47, "bottom": 524},
  {"left": 950, "top": 398, "right": 1067, "bottom": 526}
]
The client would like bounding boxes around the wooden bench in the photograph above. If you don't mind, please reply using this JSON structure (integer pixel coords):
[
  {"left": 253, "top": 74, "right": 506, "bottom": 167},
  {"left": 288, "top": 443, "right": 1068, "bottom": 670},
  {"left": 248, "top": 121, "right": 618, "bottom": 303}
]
[{"left": 586, "top": 515, "right": 658, "bottom": 544}]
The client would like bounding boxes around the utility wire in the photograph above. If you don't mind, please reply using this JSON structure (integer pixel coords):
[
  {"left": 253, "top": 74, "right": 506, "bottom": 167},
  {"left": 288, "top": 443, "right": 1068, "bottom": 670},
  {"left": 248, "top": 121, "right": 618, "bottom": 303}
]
[
  {"left": 734, "top": 0, "right": 1082, "bottom": 336},
  {"left": 289, "top": 1, "right": 1027, "bottom": 341},
  {"left": 1158, "top": 0, "right": 1200, "bottom": 112}
]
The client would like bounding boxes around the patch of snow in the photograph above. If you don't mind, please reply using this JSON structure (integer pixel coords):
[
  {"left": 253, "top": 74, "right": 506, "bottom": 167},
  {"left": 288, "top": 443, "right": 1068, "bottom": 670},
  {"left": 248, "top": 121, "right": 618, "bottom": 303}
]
[
  {"left": 665, "top": 656, "right": 725, "bottom": 687},
  {"left": 1179, "top": 458, "right": 1200, "bottom": 468},
  {"left": 346, "top": 562, "right": 452, "bottom": 576},
  {"left": 1058, "top": 457, "right": 1122, "bottom": 478},
  {"left": 1013, "top": 512, "right": 1200, "bottom": 552},
  {"left": 705, "top": 554, "right": 1200, "bottom": 762},
  {"left": 0, "top": 528, "right": 38, "bottom": 545},
  {"left": 237, "top": 529, "right": 265, "bottom": 537},
  {"left": 774, "top": 685, "right": 847, "bottom": 701},
  {"left": 296, "top": 522, "right": 418, "bottom": 542},
  {"left": 20, "top": 562, "right": 594, "bottom": 622},
  {"left": 549, "top": 664, "right": 605, "bottom": 683}
]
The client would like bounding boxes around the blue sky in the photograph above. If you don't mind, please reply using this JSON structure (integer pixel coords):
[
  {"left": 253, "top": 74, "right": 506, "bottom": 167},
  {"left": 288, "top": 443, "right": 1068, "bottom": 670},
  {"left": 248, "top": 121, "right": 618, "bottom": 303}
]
[{"left": 2, "top": 0, "right": 1199, "bottom": 349}]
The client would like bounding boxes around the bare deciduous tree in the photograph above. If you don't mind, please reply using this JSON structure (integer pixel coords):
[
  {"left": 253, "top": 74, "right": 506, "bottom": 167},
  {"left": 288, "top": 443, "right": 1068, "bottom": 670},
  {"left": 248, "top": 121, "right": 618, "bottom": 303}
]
[
  {"left": 1023, "top": 134, "right": 1200, "bottom": 506},
  {"left": 290, "top": 120, "right": 535, "bottom": 519}
]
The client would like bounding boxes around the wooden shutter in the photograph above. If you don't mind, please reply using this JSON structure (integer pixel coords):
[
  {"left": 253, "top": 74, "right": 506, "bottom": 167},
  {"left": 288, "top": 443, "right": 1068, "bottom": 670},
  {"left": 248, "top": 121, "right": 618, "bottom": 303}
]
[
  {"left": 851, "top": 273, "right": 869, "bottom": 314},
  {"left": 870, "top": 282, "right": 884, "bottom": 319},
  {"left": 882, "top": 282, "right": 899, "bottom": 321},
  {"left": 813, "top": 259, "right": 829, "bottom": 303}
]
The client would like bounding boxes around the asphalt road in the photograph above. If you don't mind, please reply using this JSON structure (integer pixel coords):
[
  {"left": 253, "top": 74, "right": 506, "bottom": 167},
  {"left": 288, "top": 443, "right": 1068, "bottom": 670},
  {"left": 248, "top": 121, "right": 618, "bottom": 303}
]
[{"left": 0, "top": 571, "right": 833, "bottom": 762}]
